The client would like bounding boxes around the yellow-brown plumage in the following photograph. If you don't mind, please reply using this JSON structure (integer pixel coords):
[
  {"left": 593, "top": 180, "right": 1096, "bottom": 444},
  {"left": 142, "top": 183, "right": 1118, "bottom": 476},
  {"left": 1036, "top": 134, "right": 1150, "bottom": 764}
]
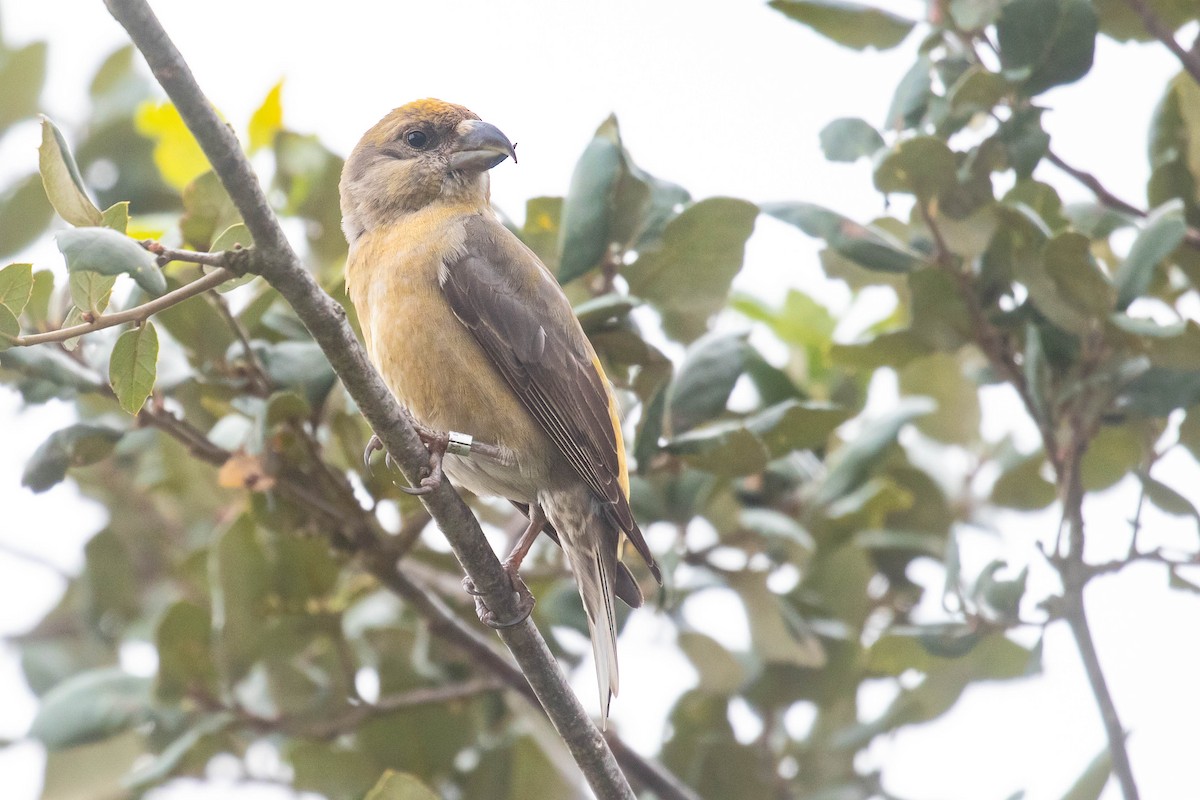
[{"left": 340, "top": 99, "right": 660, "bottom": 725}]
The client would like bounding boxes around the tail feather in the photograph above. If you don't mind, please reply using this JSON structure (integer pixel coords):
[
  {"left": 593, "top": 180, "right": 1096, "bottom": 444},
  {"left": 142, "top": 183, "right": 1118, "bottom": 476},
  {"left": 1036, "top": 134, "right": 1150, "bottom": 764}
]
[{"left": 544, "top": 492, "right": 621, "bottom": 728}]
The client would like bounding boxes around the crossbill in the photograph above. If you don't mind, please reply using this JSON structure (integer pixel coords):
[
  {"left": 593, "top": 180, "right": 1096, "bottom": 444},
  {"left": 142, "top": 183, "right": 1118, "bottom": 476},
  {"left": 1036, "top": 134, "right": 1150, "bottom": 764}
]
[{"left": 340, "top": 98, "right": 661, "bottom": 724}]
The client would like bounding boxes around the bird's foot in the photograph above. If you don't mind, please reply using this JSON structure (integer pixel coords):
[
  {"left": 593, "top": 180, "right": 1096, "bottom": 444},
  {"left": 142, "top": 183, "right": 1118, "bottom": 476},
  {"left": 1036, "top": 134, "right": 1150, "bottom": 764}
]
[
  {"left": 462, "top": 564, "right": 535, "bottom": 629},
  {"left": 397, "top": 428, "right": 449, "bottom": 495}
]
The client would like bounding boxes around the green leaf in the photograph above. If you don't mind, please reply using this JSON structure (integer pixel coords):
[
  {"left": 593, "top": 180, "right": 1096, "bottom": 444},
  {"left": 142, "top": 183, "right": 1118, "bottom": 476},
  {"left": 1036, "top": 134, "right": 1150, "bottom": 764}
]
[
  {"left": 365, "top": 770, "right": 440, "bottom": 800},
  {"left": 43, "top": 732, "right": 144, "bottom": 800},
  {"left": 1093, "top": 0, "right": 1199, "bottom": 42},
  {"left": 108, "top": 322, "right": 159, "bottom": 414},
  {"left": 212, "top": 223, "right": 257, "bottom": 293},
  {"left": 814, "top": 398, "right": 935, "bottom": 506},
  {"left": 1119, "top": 367, "right": 1200, "bottom": 416},
  {"left": 972, "top": 560, "right": 1028, "bottom": 620},
  {"left": 1044, "top": 231, "right": 1115, "bottom": 317},
  {"left": 26, "top": 269, "right": 54, "bottom": 325},
  {"left": 0, "top": 262, "right": 33, "bottom": 315},
  {"left": 1064, "top": 202, "right": 1135, "bottom": 239},
  {"left": 740, "top": 507, "right": 816, "bottom": 564},
  {"left": 210, "top": 514, "right": 270, "bottom": 682},
  {"left": 764, "top": 202, "right": 923, "bottom": 273},
  {"left": 819, "top": 117, "right": 885, "bottom": 162},
  {"left": 997, "top": 0, "right": 1097, "bottom": 95},
  {"left": 154, "top": 601, "right": 217, "bottom": 701},
  {"left": 678, "top": 632, "right": 747, "bottom": 695},
  {"left": 992, "top": 450, "right": 1055, "bottom": 510},
  {"left": 69, "top": 270, "right": 117, "bottom": 315},
  {"left": 1059, "top": 743, "right": 1112, "bottom": 800},
  {"left": 21, "top": 424, "right": 123, "bottom": 492},
  {"left": 180, "top": 171, "right": 242, "bottom": 251},
  {"left": 624, "top": 198, "right": 758, "bottom": 342},
  {"left": 1080, "top": 424, "right": 1144, "bottom": 491},
  {"left": 949, "top": 0, "right": 1005, "bottom": 30},
  {"left": 0, "top": 302, "right": 20, "bottom": 350},
  {"left": 29, "top": 668, "right": 151, "bottom": 750},
  {"left": 289, "top": 742, "right": 380, "bottom": 800},
  {"left": 124, "top": 713, "right": 233, "bottom": 789},
  {"left": 0, "top": 41, "right": 46, "bottom": 135},
  {"left": 557, "top": 116, "right": 624, "bottom": 283},
  {"left": 1114, "top": 199, "right": 1186, "bottom": 310},
  {"left": 873, "top": 136, "right": 957, "bottom": 202},
  {"left": 768, "top": 0, "right": 915, "bottom": 51},
  {"left": 521, "top": 195, "right": 563, "bottom": 272},
  {"left": 38, "top": 117, "right": 103, "bottom": 227},
  {"left": 1139, "top": 474, "right": 1200, "bottom": 526},
  {"left": 1, "top": 346, "right": 104, "bottom": 395},
  {"left": 0, "top": 173, "right": 55, "bottom": 258},
  {"left": 886, "top": 55, "right": 933, "bottom": 131},
  {"left": 57, "top": 226, "right": 167, "bottom": 296},
  {"left": 897, "top": 352, "right": 981, "bottom": 444},
  {"left": 831, "top": 329, "right": 931, "bottom": 369},
  {"left": 667, "top": 331, "right": 750, "bottom": 435},
  {"left": 248, "top": 80, "right": 284, "bottom": 153},
  {"left": 947, "top": 66, "right": 1010, "bottom": 116},
  {"left": 101, "top": 201, "right": 129, "bottom": 233},
  {"left": 252, "top": 340, "right": 337, "bottom": 407},
  {"left": 728, "top": 572, "right": 825, "bottom": 668},
  {"left": 667, "top": 399, "right": 850, "bottom": 476},
  {"left": 574, "top": 292, "right": 641, "bottom": 333}
]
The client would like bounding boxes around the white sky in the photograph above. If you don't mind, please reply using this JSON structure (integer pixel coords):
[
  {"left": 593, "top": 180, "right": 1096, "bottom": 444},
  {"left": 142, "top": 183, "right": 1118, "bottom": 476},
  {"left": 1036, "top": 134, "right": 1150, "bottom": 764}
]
[{"left": 2, "top": 1, "right": 1199, "bottom": 799}]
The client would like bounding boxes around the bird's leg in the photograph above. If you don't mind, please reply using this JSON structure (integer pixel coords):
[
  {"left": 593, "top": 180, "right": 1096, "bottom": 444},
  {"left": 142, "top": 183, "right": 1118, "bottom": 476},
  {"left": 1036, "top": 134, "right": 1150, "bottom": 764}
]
[
  {"left": 396, "top": 425, "right": 453, "bottom": 495},
  {"left": 462, "top": 504, "right": 544, "bottom": 628}
]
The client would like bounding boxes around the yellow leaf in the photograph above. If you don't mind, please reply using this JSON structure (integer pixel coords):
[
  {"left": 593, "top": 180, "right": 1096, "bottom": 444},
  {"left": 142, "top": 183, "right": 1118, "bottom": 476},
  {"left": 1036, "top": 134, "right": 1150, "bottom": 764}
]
[
  {"left": 248, "top": 80, "right": 284, "bottom": 153},
  {"left": 134, "top": 101, "right": 211, "bottom": 190},
  {"left": 217, "top": 450, "right": 276, "bottom": 491}
]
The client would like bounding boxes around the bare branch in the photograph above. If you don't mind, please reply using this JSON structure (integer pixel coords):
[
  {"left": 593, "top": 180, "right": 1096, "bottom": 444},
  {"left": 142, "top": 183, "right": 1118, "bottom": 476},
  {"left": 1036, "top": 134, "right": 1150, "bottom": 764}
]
[
  {"left": 1056, "top": 423, "right": 1140, "bottom": 799},
  {"left": 230, "top": 678, "right": 506, "bottom": 740},
  {"left": 102, "top": 3, "right": 647, "bottom": 794},
  {"left": 1123, "top": 0, "right": 1200, "bottom": 86},
  {"left": 8, "top": 267, "right": 235, "bottom": 347},
  {"left": 1046, "top": 149, "right": 1200, "bottom": 249}
]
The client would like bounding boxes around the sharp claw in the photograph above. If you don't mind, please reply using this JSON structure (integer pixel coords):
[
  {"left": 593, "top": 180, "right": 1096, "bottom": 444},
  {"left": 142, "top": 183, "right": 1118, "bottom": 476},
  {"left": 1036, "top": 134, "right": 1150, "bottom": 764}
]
[{"left": 363, "top": 434, "right": 384, "bottom": 473}]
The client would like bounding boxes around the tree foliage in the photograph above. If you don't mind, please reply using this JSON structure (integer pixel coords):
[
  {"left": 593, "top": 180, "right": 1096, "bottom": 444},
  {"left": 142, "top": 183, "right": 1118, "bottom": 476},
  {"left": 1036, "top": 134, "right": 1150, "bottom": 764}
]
[{"left": 2, "top": 1, "right": 1200, "bottom": 798}]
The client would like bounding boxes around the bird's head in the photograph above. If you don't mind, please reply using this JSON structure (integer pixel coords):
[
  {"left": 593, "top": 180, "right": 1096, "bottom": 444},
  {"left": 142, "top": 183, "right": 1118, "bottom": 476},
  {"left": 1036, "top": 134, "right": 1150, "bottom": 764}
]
[{"left": 339, "top": 98, "right": 517, "bottom": 242}]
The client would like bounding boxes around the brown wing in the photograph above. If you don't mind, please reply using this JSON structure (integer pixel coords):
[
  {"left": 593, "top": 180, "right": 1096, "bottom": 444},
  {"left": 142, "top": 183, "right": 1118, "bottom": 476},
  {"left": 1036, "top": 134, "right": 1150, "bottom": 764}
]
[{"left": 441, "top": 215, "right": 660, "bottom": 581}]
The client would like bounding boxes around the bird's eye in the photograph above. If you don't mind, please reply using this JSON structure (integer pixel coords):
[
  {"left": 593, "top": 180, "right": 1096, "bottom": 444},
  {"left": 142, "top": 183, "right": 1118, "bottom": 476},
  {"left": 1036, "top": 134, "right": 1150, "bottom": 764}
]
[{"left": 405, "top": 130, "right": 430, "bottom": 149}]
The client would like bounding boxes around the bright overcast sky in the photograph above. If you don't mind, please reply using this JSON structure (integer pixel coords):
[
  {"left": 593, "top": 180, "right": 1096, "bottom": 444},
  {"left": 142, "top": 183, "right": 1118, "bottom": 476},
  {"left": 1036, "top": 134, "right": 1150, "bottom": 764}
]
[{"left": 1, "top": 1, "right": 1198, "bottom": 799}]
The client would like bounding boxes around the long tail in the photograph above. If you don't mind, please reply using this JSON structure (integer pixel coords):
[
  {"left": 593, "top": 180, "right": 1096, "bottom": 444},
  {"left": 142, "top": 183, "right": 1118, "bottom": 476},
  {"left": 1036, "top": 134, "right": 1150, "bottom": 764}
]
[{"left": 542, "top": 491, "right": 621, "bottom": 728}]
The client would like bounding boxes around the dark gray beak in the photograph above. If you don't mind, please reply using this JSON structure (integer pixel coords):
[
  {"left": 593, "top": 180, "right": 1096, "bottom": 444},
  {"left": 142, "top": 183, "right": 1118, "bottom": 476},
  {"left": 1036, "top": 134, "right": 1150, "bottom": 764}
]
[{"left": 449, "top": 119, "right": 517, "bottom": 172}]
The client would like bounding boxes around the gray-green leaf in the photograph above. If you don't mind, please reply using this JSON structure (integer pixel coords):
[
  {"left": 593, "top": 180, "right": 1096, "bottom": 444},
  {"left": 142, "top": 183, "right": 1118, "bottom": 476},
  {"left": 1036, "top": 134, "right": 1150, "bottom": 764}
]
[
  {"left": 109, "top": 322, "right": 159, "bottom": 414},
  {"left": 57, "top": 226, "right": 167, "bottom": 297}
]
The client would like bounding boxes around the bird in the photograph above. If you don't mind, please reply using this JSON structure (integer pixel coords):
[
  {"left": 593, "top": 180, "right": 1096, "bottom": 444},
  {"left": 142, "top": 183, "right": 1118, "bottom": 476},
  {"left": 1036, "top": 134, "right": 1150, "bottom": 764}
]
[{"left": 339, "top": 98, "right": 661, "bottom": 724}]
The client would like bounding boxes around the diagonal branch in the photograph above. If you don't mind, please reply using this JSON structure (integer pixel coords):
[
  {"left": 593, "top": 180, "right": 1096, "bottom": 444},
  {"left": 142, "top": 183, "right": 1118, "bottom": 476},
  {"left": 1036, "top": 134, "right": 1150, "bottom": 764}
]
[
  {"left": 101, "top": 2, "right": 639, "bottom": 796},
  {"left": 1123, "top": 0, "right": 1200, "bottom": 85},
  {"left": 1046, "top": 149, "right": 1200, "bottom": 249},
  {"left": 135, "top": 402, "right": 698, "bottom": 800}
]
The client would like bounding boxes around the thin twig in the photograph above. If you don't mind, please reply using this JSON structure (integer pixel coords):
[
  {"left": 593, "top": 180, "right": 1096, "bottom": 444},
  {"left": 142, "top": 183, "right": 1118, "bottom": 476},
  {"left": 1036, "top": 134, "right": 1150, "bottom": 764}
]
[
  {"left": 230, "top": 678, "right": 505, "bottom": 740},
  {"left": 206, "top": 289, "right": 272, "bottom": 396},
  {"left": 1056, "top": 417, "right": 1140, "bottom": 800},
  {"left": 1123, "top": 0, "right": 1200, "bottom": 85},
  {"left": 8, "top": 267, "right": 235, "bottom": 347},
  {"left": 1046, "top": 149, "right": 1200, "bottom": 249},
  {"left": 0, "top": 540, "right": 73, "bottom": 579}
]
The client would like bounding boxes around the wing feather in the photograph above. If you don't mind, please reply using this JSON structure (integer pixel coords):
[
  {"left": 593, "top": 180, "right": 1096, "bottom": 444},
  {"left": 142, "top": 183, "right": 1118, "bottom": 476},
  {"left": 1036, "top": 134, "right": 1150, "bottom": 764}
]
[{"left": 441, "top": 216, "right": 659, "bottom": 580}]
